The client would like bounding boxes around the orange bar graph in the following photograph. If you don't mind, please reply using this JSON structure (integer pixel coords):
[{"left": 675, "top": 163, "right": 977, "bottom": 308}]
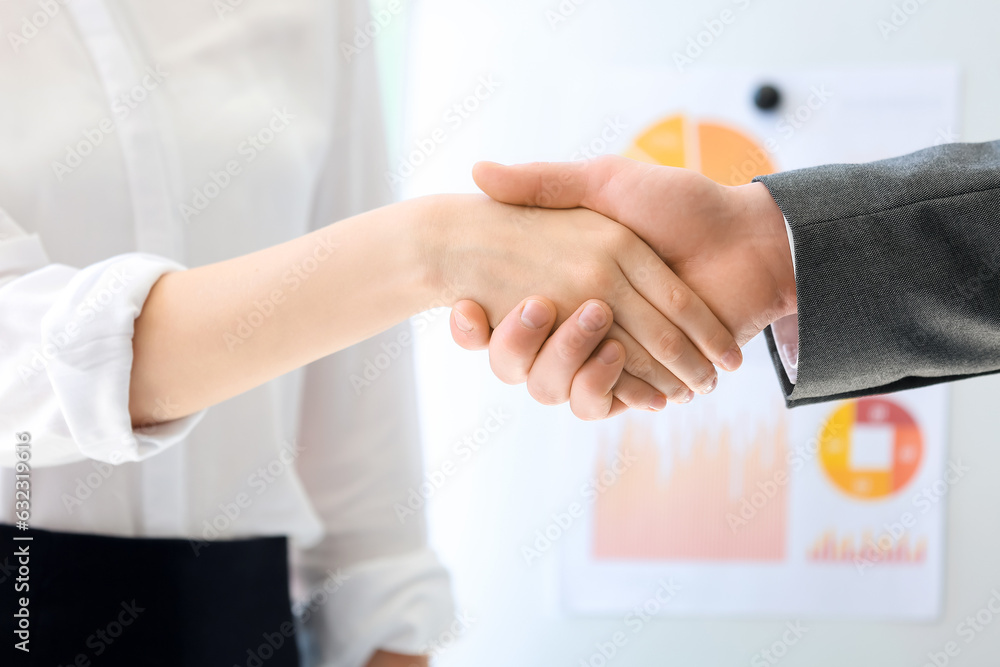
[
  {"left": 807, "top": 530, "right": 927, "bottom": 565},
  {"left": 593, "top": 419, "right": 788, "bottom": 561}
]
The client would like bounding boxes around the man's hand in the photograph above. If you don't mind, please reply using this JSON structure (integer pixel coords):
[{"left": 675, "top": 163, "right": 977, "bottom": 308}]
[
  {"left": 451, "top": 156, "right": 796, "bottom": 419},
  {"left": 474, "top": 156, "right": 796, "bottom": 345}
]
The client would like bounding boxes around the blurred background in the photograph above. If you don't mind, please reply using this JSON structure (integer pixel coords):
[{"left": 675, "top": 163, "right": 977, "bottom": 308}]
[{"left": 365, "top": 1, "right": 1000, "bottom": 665}]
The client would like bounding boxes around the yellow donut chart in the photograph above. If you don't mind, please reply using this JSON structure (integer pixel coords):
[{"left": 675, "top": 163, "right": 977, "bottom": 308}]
[
  {"left": 819, "top": 397, "right": 923, "bottom": 500},
  {"left": 623, "top": 114, "right": 776, "bottom": 185}
]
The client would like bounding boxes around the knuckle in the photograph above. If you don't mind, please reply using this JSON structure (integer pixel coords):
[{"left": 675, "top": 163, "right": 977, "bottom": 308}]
[
  {"left": 667, "top": 384, "right": 690, "bottom": 402},
  {"left": 664, "top": 283, "right": 692, "bottom": 314},
  {"left": 703, "top": 326, "right": 733, "bottom": 357},
  {"left": 606, "top": 221, "right": 632, "bottom": 246},
  {"left": 575, "top": 369, "right": 610, "bottom": 399},
  {"left": 601, "top": 224, "right": 635, "bottom": 258},
  {"left": 624, "top": 350, "right": 653, "bottom": 378},
  {"left": 555, "top": 330, "right": 589, "bottom": 361},
  {"left": 690, "top": 365, "right": 717, "bottom": 390},
  {"left": 655, "top": 329, "right": 687, "bottom": 364},
  {"left": 578, "top": 261, "right": 616, "bottom": 296}
]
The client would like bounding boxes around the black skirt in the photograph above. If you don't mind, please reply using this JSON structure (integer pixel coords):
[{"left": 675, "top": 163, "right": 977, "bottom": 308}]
[{"left": 1, "top": 524, "right": 301, "bottom": 667}]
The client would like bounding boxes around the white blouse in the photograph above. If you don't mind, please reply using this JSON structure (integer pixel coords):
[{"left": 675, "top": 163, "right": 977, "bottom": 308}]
[{"left": 0, "top": 1, "right": 453, "bottom": 665}]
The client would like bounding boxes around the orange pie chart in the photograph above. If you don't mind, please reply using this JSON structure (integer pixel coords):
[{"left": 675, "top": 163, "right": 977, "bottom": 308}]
[
  {"left": 624, "top": 114, "right": 776, "bottom": 185},
  {"left": 818, "top": 397, "right": 923, "bottom": 500}
]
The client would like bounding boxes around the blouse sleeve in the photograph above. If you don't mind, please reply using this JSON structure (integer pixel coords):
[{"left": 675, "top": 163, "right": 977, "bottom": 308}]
[{"left": 0, "top": 213, "right": 204, "bottom": 468}]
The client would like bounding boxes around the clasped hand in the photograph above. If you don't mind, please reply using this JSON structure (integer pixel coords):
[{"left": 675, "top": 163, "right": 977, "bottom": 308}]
[{"left": 446, "top": 155, "right": 797, "bottom": 420}]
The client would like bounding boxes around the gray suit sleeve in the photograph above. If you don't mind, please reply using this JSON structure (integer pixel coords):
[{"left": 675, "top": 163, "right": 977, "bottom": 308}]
[{"left": 753, "top": 140, "right": 1000, "bottom": 407}]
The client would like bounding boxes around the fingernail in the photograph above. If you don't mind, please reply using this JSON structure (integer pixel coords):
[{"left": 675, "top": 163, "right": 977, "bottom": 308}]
[
  {"left": 720, "top": 347, "right": 742, "bottom": 372},
  {"left": 676, "top": 390, "right": 694, "bottom": 404},
  {"left": 578, "top": 303, "right": 608, "bottom": 332},
  {"left": 597, "top": 342, "right": 621, "bottom": 365},
  {"left": 454, "top": 309, "right": 473, "bottom": 332},
  {"left": 520, "top": 299, "right": 550, "bottom": 330},
  {"left": 698, "top": 377, "right": 718, "bottom": 395},
  {"left": 649, "top": 394, "right": 667, "bottom": 411}
]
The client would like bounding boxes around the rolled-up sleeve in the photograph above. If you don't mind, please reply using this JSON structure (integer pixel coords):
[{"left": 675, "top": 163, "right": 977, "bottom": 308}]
[
  {"left": 293, "top": 322, "right": 455, "bottom": 667},
  {"left": 0, "top": 216, "right": 204, "bottom": 468}
]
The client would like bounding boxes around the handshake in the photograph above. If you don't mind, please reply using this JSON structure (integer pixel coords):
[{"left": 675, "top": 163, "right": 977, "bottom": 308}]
[{"left": 438, "top": 155, "right": 798, "bottom": 420}]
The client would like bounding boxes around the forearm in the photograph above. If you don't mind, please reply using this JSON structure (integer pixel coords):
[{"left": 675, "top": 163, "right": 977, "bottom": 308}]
[
  {"left": 754, "top": 140, "right": 1000, "bottom": 405},
  {"left": 129, "top": 197, "right": 438, "bottom": 426},
  {"left": 366, "top": 650, "right": 427, "bottom": 667}
]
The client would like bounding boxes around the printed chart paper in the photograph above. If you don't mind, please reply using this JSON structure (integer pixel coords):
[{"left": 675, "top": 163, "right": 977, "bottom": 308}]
[{"left": 559, "top": 67, "right": 958, "bottom": 620}]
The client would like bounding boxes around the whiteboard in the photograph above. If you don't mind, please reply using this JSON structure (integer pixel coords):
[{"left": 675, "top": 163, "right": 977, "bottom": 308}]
[{"left": 392, "top": 1, "right": 1000, "bottom": 665}]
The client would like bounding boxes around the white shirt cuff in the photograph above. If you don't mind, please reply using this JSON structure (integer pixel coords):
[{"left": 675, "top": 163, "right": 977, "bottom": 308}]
[
  {"left": 770, "top": 216, "right": 799, "bottom": 385},
  {"left": 783, "top": 215, "right": 797, "bottom": 277},
  {"left": 40, "top": 253, "right": 206, "bottom": 465},
  {"left": 771, "top": 314, "right": 799, "bottom": 385}
]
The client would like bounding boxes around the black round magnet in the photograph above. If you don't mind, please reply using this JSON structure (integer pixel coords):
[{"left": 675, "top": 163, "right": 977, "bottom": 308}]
[{"left": 753, "top": 84, "right": 781, "bottom": 111}]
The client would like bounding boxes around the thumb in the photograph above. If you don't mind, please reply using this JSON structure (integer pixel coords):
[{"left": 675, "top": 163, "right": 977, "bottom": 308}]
[
  {"left": 472, "top": 160, "right": 593, "bottom": 209},
  {"left": 450, "top": 300, "right": 491, "bottom": 351}
]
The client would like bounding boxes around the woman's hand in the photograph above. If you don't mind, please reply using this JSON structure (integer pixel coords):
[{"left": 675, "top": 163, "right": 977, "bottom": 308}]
[
  {"left": 128, "top": 190, "right": 739, "bottom": 426},
  {"left": 452, "top": 296, "right": 658, "bottom": 419},
  {"left": 423, "top": 194, "right": 742, "bottom": 415}
]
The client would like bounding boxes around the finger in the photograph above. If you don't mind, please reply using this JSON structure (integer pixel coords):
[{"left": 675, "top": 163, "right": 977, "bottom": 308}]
[
  {"left": 611, "top": 372, "right": 669, "bottom": 412},
  {"left": 568, "top": 348, "right": 670, "bottom": 420},
  {"left": 488, "top": 296, "right": 557, "bottom": 384},
  {"left": 525, "top": 300, "right": 614, "bottom": 406},
  {"left": 611, "top": 282, "right": 720, "bottom": 396},
  {"left": 569, "top": 340, "right": 628, "bottom": 420},
  {"left": 450, "top": 300, "right": 492, "bottom": 351},
  {"left": 473, "top": 160, "right": 591, "bottom": 208},
  {"left": 472, "top": 156, "right": 641, "bottom": 219},
  {"left": 617, "top": 240, "right": 743, "bottom": 374},
  {"left": 608, "top": 323, "right": 693, "bottom": 405}
]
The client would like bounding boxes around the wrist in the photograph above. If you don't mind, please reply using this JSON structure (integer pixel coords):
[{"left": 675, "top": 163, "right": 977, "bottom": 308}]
[
  {"left": 731, "top": 181, "right": 797, "bottom": 320},
  {"left": 403, "top": 194, "right": 458, "bottom": 310}
]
